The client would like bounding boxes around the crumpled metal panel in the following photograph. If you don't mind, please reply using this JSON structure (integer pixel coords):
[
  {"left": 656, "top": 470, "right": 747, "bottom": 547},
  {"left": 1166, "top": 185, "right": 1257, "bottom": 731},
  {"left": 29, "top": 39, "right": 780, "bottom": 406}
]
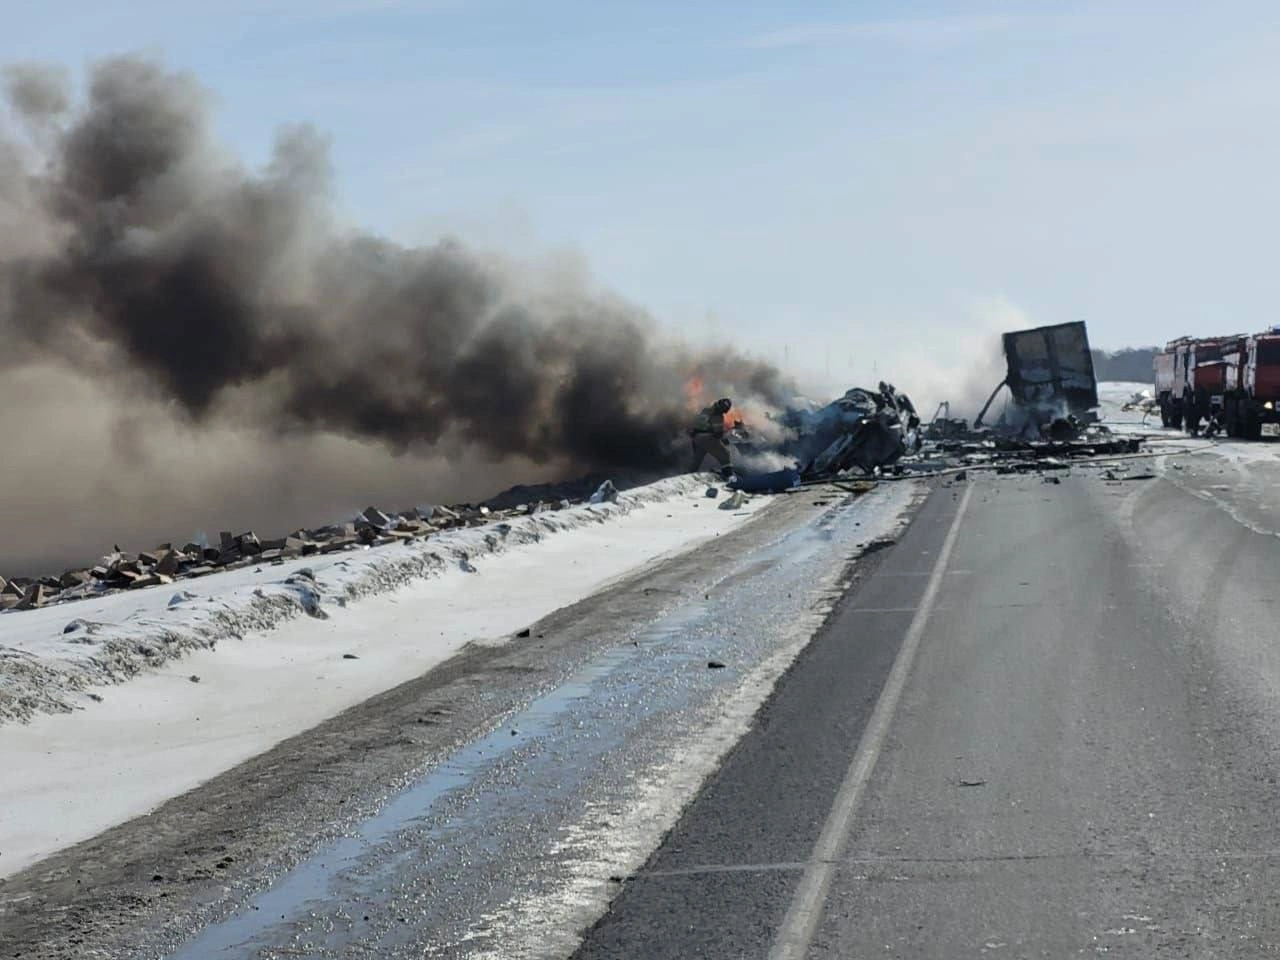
[{"left": 1002, "top": 321, "right": 1098, "bottom": 416}]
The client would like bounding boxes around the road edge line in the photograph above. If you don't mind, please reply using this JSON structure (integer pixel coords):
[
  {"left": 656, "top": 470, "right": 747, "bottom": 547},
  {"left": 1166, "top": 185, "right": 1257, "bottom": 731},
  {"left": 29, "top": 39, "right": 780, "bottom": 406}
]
[{"left": 767, "top": 483, "right": 974, "bottom": 960}]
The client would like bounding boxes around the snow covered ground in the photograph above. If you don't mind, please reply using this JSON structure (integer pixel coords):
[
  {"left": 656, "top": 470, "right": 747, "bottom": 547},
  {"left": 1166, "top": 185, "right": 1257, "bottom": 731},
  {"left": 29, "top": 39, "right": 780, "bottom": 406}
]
[
  {"left": 0, "top": 474, "right": 769, "bottom": 878},
  {"left": 1095, "top": 379, "right": 1280, "bottom": 538},
  {"left": 1096, "top": 379, "right": 1163, "bottom": 433}
]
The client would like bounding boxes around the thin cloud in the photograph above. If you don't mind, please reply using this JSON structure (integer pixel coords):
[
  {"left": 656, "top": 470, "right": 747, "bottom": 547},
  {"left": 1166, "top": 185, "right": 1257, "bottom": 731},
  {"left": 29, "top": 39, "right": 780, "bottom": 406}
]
[{"left": 742, "top": 15, "right": 1025, "bottom": 53}]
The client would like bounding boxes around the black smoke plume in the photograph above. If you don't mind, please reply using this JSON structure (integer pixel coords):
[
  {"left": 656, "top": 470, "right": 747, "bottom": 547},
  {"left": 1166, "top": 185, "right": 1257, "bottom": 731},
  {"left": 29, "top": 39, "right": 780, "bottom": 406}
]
[{"left": 0, "top": 57, "right": 791, "bottom": 572}]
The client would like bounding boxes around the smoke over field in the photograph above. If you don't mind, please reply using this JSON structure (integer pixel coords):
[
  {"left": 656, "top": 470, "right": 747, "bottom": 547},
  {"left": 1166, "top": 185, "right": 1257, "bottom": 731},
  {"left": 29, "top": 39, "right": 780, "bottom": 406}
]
[{"left": 0, "top": 56, "right": 789, "bottom": 572}]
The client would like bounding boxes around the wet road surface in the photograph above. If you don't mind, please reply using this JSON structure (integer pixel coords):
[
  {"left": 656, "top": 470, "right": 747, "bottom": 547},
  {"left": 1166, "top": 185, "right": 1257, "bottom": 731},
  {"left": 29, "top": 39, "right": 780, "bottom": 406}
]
[
  {"left": 11, "top": 455, "right": 1280, "bottom": 959},
  {"left": 0, "top": 482, "right": 918, "bottom": 960},
  {"left": 160, "top": 484, "right": 914, "bottom": 960},
  {"left": 575, "top": 468, "right": 1280, "bottom": 958}
]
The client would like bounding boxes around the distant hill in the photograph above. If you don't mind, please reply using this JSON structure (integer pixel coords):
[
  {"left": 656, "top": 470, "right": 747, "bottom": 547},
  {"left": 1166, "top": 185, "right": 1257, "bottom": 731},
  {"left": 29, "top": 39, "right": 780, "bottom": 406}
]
[{"left": 1091, "top": 347, "right": 1156, "bottom": 383}]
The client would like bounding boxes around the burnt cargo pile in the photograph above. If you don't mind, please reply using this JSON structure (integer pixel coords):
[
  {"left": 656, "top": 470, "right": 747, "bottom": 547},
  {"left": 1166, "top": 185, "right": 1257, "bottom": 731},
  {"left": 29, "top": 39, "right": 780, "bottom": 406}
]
[
  {"left": 0, "top": 486, "right": 616, "bottom": 613},
  {"left": 738, "top": 319, "right": 1147, "bottom": 492}
]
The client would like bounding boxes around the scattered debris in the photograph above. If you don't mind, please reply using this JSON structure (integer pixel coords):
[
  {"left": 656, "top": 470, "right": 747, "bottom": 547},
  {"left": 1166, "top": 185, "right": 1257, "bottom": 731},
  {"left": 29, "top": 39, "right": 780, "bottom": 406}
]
[
  {"left": 731, "top": 467, "right": 800, "bottom": 493},
  {"left": 925, "top": 401, "right": 971, "bottom": 440},
  {"left": 1121, "top": 388, "right": 1159, "bottom": 418},
  {"left": 716, "top": 338, "right": 1148, "bottom": 499},
  {"left": 342, "top": 653, "right": 360, "bottom": 660},
  {"left": 516, "top": 628, "right": 531, "bottom": 638},
  {"left": 361, "top": 506, "right": 392, "bottom": 529},
  {"left": 958, "top": 778, "right": 987, "bottom": 787},
  {"left": 719, "top": 490, "right": 749, "bottom": 511},
  {"left": 707, "top": 660, "right": 727, "bottom": 669},
  {"left": 704, "top": 486, "right": 720, "bottom": 498},
  {"left": 1104, "top": 472, "right": 1157, "bottom": 482},
  {"left": 588, "top": 480, "right": 619, "bottom": 504},
  {"left": 0, "top": 478, "right": 657, "bottom": 616}
]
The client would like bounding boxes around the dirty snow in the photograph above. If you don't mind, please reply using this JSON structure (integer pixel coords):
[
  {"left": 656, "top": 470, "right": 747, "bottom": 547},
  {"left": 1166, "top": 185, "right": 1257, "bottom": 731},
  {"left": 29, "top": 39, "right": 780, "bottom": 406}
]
[
  {"left": 1095, "top": 380, "right": 1280, "bottom": 537},
  {"left": 0, "top": 474, "right": 769, "bottom": 877},
  {"left": 1096, "top": 380, "right": 1161, "bottom": 434},
  {"left": 0, "top": 475, "right": 760, "bottom": 725}
]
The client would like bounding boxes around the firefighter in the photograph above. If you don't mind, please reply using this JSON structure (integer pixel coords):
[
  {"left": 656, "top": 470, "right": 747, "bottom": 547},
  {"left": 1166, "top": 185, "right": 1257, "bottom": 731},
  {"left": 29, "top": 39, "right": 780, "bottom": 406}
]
[{"left": 690, "top": 397, "right": 734, "bottom": 477}]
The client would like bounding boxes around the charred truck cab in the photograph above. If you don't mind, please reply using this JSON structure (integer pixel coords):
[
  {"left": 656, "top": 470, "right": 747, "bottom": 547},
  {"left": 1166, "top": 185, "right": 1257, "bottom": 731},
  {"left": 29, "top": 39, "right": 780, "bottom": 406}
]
[{"left": 1223, "top": 331, "right": 1280, "bottom": 439}]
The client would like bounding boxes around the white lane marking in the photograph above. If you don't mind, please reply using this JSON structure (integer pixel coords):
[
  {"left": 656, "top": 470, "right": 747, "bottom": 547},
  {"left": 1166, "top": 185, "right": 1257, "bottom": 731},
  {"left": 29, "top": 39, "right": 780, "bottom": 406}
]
[
  {"left": 845, "top": 606, "right": 921, "bottom": 614},
  {"left": 874, "top": 569, "right": 972, "bottom": 578},
  {"left": 647, "top": 845, "right": 1280, "bottom": 879},
  {"left": 768, "top": 483, "right": 974, "bottom": 960}
]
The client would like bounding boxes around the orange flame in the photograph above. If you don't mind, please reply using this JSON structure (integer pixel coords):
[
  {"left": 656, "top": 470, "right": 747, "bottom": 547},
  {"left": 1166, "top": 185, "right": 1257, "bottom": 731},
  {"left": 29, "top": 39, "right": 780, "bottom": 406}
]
[
  {"left": 682, "top": 373, "right": 757, "bottom": 432},
  {"left": 683, "top": 375, "right": 706, "bottom": 409}
]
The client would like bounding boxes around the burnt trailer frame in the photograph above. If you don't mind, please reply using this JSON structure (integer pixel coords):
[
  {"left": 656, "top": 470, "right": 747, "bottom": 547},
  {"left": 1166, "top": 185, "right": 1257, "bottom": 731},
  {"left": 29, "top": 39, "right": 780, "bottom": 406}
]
[{"left": 975, "top": 321, "right": 1099, "bottom": 429}]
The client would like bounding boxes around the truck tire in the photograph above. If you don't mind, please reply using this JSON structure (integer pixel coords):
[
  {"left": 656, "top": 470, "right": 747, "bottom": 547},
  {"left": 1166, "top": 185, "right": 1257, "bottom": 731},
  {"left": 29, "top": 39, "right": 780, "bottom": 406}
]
[
  {"left": 1245, "top": 409, "right": 1263, "bottom": 441},
  {"left": 1225, "top": 396, "right": 1239, "bottom": 437}
]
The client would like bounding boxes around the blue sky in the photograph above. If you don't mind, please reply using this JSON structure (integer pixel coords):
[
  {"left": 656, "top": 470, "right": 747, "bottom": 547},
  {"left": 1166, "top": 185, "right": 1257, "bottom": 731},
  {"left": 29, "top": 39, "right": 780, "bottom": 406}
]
[{"left": 6, "top": 0, "right": 1280, "bottom": 390}]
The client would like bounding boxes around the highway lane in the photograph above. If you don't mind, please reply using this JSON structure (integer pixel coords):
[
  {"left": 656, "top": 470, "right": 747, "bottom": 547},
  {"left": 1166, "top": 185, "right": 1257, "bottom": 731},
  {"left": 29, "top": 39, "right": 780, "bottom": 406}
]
[
  {"left": 575, "top": 466, "right": 1280, "bottom": 958},
  {"left": 0, "top": 482, "right": 920, "bottom": 960}
]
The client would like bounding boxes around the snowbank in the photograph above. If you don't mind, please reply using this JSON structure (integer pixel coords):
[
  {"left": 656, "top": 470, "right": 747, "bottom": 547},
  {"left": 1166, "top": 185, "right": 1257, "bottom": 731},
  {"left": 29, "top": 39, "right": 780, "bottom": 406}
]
[
  {"left": 0, "top": 475, "right": 757, "bottom": 725},
  {"left": 0, "top": 474, "right": 770, "bottom": 878}
]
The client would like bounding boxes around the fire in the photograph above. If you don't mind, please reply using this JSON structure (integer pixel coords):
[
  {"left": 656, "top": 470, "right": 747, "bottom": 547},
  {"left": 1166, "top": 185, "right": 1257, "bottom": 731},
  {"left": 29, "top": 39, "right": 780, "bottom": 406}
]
[
  {"left": 681, "top": 373, "right": 758, "bottom": 432},
  {"left": 683, "top": 375, "right": 706, "bottom": 409},
  {"left": 729, "top": 406, "right": 757, "bottom": 432}
]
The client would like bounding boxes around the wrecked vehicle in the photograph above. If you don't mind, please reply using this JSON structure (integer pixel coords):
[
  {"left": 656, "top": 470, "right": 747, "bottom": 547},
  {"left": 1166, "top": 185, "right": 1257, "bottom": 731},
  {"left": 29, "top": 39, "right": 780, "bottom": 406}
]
[
  {"left": 925, "top": 401, "right": 970, "bottom": 440},
  {"left": 782, "top": 382, "right": 921, "bottom": 479},
  {"left": 975, "top": 321, "right": 1100, "bottom": 436},
  {"left": 726, "top": 382, "right": 922, "bottom": 490}
]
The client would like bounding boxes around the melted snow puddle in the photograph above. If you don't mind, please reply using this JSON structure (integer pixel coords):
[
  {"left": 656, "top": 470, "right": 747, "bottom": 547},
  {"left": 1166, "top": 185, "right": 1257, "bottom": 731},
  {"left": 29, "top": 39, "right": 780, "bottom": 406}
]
[{"left": 166, "top": 484, "right": 917, "bottom": 959}]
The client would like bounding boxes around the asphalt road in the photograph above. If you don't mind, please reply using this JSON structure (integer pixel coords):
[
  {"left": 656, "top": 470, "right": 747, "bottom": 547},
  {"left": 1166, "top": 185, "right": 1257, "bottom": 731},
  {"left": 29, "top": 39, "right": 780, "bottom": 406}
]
[
  {"left": 574, "top": 467, "right": 1280, "bottom": 958},
  {"left": 0, "top": 482, "right": 917, "bottom": 960},
  {"left": 9, "top": 455, "right": 1280, "bottom": 959}
]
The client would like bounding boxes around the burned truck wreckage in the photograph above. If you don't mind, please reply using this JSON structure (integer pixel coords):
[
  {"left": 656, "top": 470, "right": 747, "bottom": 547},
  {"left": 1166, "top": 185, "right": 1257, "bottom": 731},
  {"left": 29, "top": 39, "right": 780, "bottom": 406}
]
[
  {"left": 717, "top": 383, "right": 922, "bottom": 492},
  {"left": 0, "top": 320, "right": 1145, "bottom": 613},
  {"left": 975, "top": 321, "right": 1100, "bottom": 437},
  {"left": 726, "top": 319, "right": 1142, "bottom": 493},
  {"left": 780, "top": 383, "right": 922, "bottom": 478}
]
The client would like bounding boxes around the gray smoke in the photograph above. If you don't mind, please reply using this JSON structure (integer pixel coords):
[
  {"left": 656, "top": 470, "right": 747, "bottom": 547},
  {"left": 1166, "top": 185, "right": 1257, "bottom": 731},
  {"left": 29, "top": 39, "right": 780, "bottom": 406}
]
[{"left": 0, "top": 56, "right": 790, "bottom": 573}]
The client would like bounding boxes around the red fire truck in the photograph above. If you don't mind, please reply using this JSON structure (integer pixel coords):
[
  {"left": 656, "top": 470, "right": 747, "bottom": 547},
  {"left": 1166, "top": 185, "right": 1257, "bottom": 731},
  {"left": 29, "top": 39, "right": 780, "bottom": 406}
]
[
  {"left": 1222, "top": 330, "right": 1280, "bottom": 438},
  {"left": 1154, "top": 337, "right": 1193, "bottom": 428},
  {"left": 1184, "top": 335, "right": 1246, "bottom": 433}
]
